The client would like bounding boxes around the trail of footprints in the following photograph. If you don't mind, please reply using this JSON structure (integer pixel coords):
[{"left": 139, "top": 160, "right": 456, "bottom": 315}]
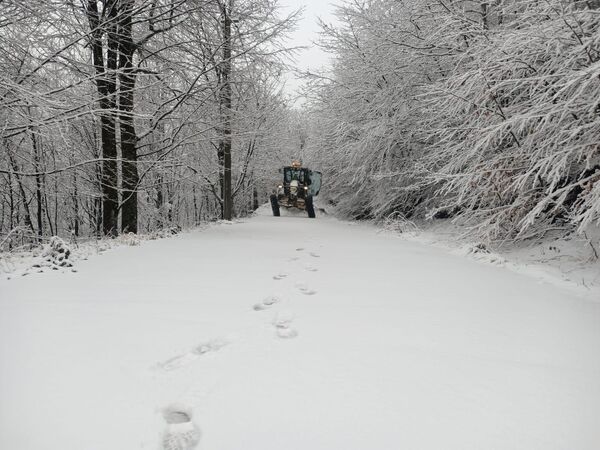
[
  {"left": 157, "top": 246, "right": 321, "bottom": 449},
  {"left": 158, "top": 246, "right": 321, "bottom": 372},
  {"left": 158, "top": 246, "right": 320, "bottom": 371},
  {"left": 254, "top": 246, "right": 321, "bottom": 339}
]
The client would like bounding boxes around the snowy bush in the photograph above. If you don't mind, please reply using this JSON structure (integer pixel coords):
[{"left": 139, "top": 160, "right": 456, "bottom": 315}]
[
  {"left": 41, "top": 237, "right": 73, "bottom": 269},
  {"left": 119, "top": 232, "right": 141, "bottom": 247},
  {"left": 381, "top": 212, "right": 419, "bottom": 235}
]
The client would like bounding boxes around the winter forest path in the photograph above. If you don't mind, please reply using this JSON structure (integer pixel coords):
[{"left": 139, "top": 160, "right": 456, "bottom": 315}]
[{"left": 1, "top": 209, "right": 599, "bottom": 450}]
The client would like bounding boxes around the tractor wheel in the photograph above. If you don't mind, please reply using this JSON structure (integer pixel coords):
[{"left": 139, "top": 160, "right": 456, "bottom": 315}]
[
  {"left": 305, "top": 195, "right": 316, "bottom": 218},
  {"left": 270, "top": 194, "right": 280, "bottom": 217}
]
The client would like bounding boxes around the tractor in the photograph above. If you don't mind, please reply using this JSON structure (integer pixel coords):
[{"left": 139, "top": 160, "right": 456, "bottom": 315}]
[{"left": 270, "top": 161, "right": 322, "bottom": 218}]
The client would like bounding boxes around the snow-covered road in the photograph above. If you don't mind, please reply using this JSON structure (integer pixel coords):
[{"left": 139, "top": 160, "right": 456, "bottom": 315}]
[{"left": 1, "top": 211, "right": 599, "bottom": 450}]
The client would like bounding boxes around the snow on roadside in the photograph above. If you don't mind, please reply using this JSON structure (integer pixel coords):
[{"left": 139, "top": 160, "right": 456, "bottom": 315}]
[
  {"left": 380, "top": 218, "right": 600, "bottom": 301},
  {"left": 0, "top": 227, "right": 195, "bottom": 280}
]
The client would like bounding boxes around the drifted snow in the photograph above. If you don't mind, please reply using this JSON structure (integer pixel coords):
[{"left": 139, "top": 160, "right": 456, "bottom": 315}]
[{"left": 1, "top": 210, "right": 599, "bottom": 450}]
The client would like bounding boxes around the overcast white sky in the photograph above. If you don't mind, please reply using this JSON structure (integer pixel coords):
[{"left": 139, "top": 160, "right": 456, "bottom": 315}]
[{"left": 277, "top": 0, "right": 340, "bottom": 101}]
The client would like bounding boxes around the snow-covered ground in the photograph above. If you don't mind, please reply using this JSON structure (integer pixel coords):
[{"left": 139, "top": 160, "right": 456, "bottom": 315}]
[
  {"left": 1, "top": 209, "right": 599, "bottom": 450},
  {"left": 384, "top": 219, "right": 600, "bottom": 300}
]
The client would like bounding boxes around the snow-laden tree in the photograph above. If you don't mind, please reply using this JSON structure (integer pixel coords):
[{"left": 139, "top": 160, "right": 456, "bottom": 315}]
[
  {"left": 423, "top": 0, "right": 600, "bottom": 240},
  {"left": 0, "top": 0, "right": 300, "bottom": 249},
  {"left": 305, "top": 0, "right": 600, "bottom": 243},
  {"left": 304, "top": 0, "right": 449, "bottom": 219}
]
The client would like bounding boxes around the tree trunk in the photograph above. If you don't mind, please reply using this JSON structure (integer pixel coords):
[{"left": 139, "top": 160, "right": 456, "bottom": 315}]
[
  {"left": 481, "top": 2, "right": 489, "bottom": 30},
  {"left": 220, "top": 0, "right": 233, "bottom": 220},
  {"left": 9, "top": 171, "right": 14, "bottom": 238},
  {"left": 218, "top": 140, "right": 224, "bottom": 218},
  {"left": 156, "top": 174, "right": 164, "bottom": 229},
  {"left": 6, "top": 146, "right": 35, "bottom": 237},
  {"left": 87, "top": 0, "right": 119, "bottom": 236},
  {"left": 119, "top": 0, "right": 139, "bottom": 234},
  {"left": 192, "top": 184, "right": 199, "bottom": 225},
  {"left": 30, "top": 129, "right": 43, "bottom": 242},
  {"left": 72, "top": 169, "right": 80, "bottom": 237}
]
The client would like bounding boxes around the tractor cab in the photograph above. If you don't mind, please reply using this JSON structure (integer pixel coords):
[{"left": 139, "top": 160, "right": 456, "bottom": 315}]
[
  {"left": 282, "top": 166, "right": 322, "bottom": 197},
  {"left": 271, "top": 161, "right": 322, "bottom": 218}
]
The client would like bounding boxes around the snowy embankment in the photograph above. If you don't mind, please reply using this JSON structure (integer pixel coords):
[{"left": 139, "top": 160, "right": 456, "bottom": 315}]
[
  {"left": 0, "top": 228, "right": 183, "bottom": 279},
  {"left": 382, "top": 218, "right": 600, "bottom": 300},
  {"left": 1, "top": 209, "right": 599, "bottom": 450}
]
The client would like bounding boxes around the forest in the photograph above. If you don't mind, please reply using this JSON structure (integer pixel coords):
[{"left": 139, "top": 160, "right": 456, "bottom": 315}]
[
  {"left": 304, "top": 0, "right": 600, "bottom": 243},
  {"left": 1, "top": 0, "right": 599, "bottom": 248},
  {"left": 0, "top": 0, "right": 304, "bottom": 244}
]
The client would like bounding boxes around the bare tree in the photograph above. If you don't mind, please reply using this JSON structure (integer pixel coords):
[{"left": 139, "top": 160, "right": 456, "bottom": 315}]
[{"left": 0, "top": 0, "right": 300, "bottom": 249}]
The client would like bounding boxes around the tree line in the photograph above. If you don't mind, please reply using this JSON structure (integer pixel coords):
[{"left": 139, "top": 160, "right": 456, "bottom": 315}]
[
  {"left": 304, "top": 0, "right": 600, "bottom": 242},
  {"left": 0, "top": 0, "right": 301, "bottom": 249}
]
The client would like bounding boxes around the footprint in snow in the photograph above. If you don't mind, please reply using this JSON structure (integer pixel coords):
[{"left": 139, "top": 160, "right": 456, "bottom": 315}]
[
  {"left": 273, "top": 311, "right": 298, "bottom": 339},
  {"left": 304, "top": 264, "right": 318, "bottom": 272},
  {"left": 272, "top": 272, "right": 288, "bottom": 280},
  {"left": 161, "top": 405, "right": 201, "bottom": 450},
  {"left": 295, "top": 247, "right": 304, "bottom": 251},
  {"left": 309, "top": 252, "right": 320, "bottom": 258},
  {"left": 158, "top": 339, "right": 228, "bottom": 371},
  {"left": 295, "top": 282, "right": 317, "bottom": 296},
  {"left": 253, "top": 295, "right": 280, "bottom": 311}
]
